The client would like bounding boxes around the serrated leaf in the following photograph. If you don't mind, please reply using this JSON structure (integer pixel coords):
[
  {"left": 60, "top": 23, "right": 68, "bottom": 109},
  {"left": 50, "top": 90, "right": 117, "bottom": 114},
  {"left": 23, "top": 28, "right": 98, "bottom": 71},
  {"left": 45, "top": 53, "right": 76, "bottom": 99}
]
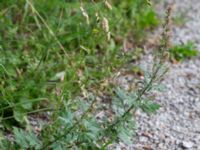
[
  {"left": 118, "top": 128, "right": 132, "bottom": 145},
  {"left": 13, "top": 127, "right": 29, "bottom": 148},
  {"left": 25, "top": 132, "right": 41, "bottom": 149},
  {"left": 59, "top": 110, "right": 74, "bottom": 126},
  {"left": 140, "top": 100, "right": 160, "bottom": 113},
  {"left": 13, "top": 127, "right": 41, "bottom": 149},
  {"left": 152, "top": 83, "right": 167, "bottom": 92}
]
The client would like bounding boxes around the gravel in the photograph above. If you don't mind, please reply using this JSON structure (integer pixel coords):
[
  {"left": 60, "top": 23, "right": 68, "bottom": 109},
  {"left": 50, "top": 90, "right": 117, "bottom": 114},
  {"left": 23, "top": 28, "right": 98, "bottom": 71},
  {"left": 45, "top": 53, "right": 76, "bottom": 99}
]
[{"left": 115, "top": 0, "right": 200, "bottom": 149}]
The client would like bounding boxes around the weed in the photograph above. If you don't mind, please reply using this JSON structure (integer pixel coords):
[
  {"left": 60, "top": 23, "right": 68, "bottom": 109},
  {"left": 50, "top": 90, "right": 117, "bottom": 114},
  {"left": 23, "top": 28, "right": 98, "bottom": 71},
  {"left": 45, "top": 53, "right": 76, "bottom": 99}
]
[
  {"left": 0, "top": 0, "right": 164, "bottom": 149},
  {"left": 170, "top": 42, "right": 199, "bottom": 61},
  {"left": 173, "top": 12, "right": 188, "bottom": 26},
  {"left": 0, "top": 0, "right": 158, "bottom": 125}
]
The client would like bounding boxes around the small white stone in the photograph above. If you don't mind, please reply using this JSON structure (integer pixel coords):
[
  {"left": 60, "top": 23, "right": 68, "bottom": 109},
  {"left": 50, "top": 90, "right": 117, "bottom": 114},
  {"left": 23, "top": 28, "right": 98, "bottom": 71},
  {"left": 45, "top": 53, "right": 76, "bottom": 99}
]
[
  {"left": 139, "top": 136, "right": 148, "bottom": 143},
  {"left": 181, "top": 141, "right": 194, "bottom": 149}
]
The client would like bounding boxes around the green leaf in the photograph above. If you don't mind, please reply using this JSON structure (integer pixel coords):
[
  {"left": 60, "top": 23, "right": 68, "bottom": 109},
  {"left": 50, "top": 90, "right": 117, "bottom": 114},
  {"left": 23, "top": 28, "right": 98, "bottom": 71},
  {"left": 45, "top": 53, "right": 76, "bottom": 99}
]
[
  {"left": 25, "top": 132, "right": 41, "bottom": 149},
  {"left": 118, "top": 127, "right": 132, "bottom": 145},
  {"left": 13, "top": 109, "right": 26, "bottom": 123},
  {"left": 13, "top": 127, "right": 41, "bottom": 149},
  {"left": 152, "top": 83, "right": 167, "bottom": 92},
  {"left": 83, "top": 119, "right": 100, "bottom": 140},
  {"left": 13, "top": 127, "right": 29, "bottom": 149},
  {"left": 140, "top": 100, "right": 160, "bottom": 113},
  {"left": 21, "top": 100, "right": 33, "bottom": 110}
]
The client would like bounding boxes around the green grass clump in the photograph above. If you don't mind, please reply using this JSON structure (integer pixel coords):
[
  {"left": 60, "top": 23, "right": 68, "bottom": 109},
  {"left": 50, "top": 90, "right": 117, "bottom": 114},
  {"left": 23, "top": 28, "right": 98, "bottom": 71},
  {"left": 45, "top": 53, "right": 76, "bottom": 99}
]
[
  {"left": 0, "top": 0, "right": 162, "bottom": 149},
  {"left": 0, "top": 0, "right": 159, "bottom": 126},
  {"left": 169, "top": 42, "right": 199, "bottom": 61}
]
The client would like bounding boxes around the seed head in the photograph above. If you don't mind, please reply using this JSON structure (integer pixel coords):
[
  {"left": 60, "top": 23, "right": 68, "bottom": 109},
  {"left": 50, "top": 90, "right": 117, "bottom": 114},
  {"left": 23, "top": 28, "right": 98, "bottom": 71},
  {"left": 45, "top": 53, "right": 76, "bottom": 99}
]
[
  {"left": 102, "top": 17, "right": 109, "bottom": 33},
  {"left": 104, "top": 0, "right": 112, "bottom": 10},
  {"left": 102, "top": 17, "right": 110, "bottom": 40},
  {"left": 80, "top": 6, "right": 90, "bottom": 25}
]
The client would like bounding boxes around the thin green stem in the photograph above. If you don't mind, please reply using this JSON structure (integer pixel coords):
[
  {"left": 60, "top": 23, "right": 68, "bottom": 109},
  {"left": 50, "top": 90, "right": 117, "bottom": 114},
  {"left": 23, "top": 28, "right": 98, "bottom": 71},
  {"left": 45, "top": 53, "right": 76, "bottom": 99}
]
[
  {"left": 26, "top": 0, "right": 68, "bottom": 57},
  {"left": 0, "top": 98, "right": 47, "bottom": 111},
  {"left": 103, "top": 62, "right": 162, "bottom": 143},
  {"left": 1, "top": 107, "right": 53, "bottom": 121}
]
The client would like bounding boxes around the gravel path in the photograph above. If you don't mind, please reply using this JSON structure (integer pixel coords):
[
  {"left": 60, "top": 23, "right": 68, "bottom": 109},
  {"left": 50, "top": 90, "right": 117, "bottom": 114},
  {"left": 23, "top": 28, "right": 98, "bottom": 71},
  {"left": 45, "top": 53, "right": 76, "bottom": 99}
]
[{"left": 132, "top": 0, "right": 200, "bottom": 149}]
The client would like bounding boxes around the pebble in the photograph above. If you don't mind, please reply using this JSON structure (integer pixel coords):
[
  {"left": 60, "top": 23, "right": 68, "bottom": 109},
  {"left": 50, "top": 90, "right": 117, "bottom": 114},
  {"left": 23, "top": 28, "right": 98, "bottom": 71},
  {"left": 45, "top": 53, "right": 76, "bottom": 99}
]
[{"left": 180, "top": 141, "right": 194, "bottom": 149}]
